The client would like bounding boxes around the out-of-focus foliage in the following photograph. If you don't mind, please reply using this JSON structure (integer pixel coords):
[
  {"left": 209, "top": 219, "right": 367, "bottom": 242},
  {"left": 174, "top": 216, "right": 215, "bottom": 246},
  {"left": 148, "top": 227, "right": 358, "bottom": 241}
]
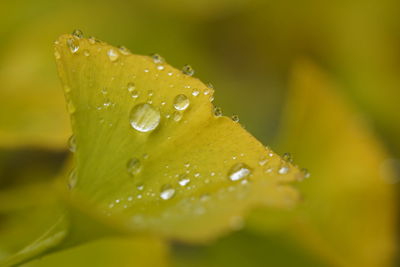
[{"left": 0, "top": 0, "right": 399, "bottom": 266}]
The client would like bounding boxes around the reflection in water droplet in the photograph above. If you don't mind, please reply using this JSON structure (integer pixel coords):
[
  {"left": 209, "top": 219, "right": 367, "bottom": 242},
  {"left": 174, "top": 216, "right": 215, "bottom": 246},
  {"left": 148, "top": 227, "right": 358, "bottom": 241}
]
[
  {"left": 182, "top": 65, "right": 194, "bottom": 76},
  {"left": 160, "top": 185, "right": 175, "bottom": 200},
  {"left": 127, "top": 157, "right": 142, "bottom": 176},
  {"left": 107, "top": 48, "right": 119, "bottom": 62},
  {"left": 173, "top": 94, "right": 190, "bottom": 111},
  {"left": 228, "top": 163, "right": 252, "bottom": 181},
  {"left": 68, "top": 135, "right": 76, "bottom": 152},
  {"left": 67, "top": 38, "right": 79, "bottom": 53},
  {"left": 129, "top": 103, "right": 161, "bottom": 132}
]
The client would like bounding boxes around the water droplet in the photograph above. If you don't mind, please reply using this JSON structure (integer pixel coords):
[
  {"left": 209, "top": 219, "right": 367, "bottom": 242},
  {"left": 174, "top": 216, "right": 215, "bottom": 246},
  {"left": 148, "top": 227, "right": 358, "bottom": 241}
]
[
  {"left": 67, "top": 100, "right": 76, "bottom": 114},
  {"left": 301, "top": 168, "right": 311, "bottom": 179},
  {"left": 206, "top": 82, "right": 214, "bottom": 89},
  {"left": 194, "top": 172, "right": 201, "bottom": 178},
  {"left": 88, "top": 36, "right": 97, "bottom": 44},
  {"left": 178, "top": 174, "right": 191, "bottom": 186},
  {"left": 228, "top": 163, "right": 252, "bottom": 181},
  {"left": 231, "top": 115, "right": 239, "bottom": 122},
  {"left": 214, "top": 107, "right": 223, "bottom": 116},
  {"left": 173, "top": 94, "right": 190, "bottom": 111},
  {"left": 182, "top": 65, "right": 194, "bottom": 76},
  {"left": 66, "top": 38, "right": 79, "bottom": 53},
  {"left": 151, "top": 53, "right": 164, "bottom": 64},
  {"left": 157, "top": 65, "right": 165, "bottom": 70},
  {"left": 258, "top": 157, "right": 268, "bottom": 166},
  {"left": 127, "top": 157, "right": 142, "bottom": 176},
  {"left": 160, "top": 185, "right": 175, "bottom": 200},
  {"left": 282, "top": 153, "right": 293, "bottom": 163},
  {"left": 72, "top": 29, "right": 84, "bottom": 38},
  {"left": 278, "top": 165, "right": 290, "bottom": 175},
  {"left": 68, "top": 169, "right": 78, "bottom": 189},
  {"left": 118, "top": 46, "right": 130, "bottom": 55},
  {"left": 192, "top": 89, "right": 200, "bottom": 96},
  {"left": 68, "top": 135, "right": 76, "bottom": 152},
  {"left": 83, "top": 50, "right": 90, "bottom": 57},
  {"left": 173, "top": 111, "right": 183, "bottom": 122},
  {"left": 136, "top": 183, "right": 144, "bottom": 191},
  {"left": 107, "top": 48, "right": 119, "bottom": 62},
  {"left": 127, "top": 83, "right": 139, "bottom": 98},
  {"left": 129, "top": 103, "right": 161, "bottom": 132}
]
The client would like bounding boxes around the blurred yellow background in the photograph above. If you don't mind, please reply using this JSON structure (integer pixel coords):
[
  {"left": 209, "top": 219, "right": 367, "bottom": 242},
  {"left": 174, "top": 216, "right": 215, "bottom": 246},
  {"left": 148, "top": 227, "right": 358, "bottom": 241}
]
[{"left": 0, "top": 0, "right": 399, "bottom": 266}]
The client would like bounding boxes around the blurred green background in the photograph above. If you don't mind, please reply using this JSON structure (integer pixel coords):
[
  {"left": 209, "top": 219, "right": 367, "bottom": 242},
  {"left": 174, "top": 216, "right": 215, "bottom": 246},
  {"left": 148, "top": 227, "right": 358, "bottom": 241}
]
[{"left": 0, "top": 0, "right": 399, "bottom": 266}]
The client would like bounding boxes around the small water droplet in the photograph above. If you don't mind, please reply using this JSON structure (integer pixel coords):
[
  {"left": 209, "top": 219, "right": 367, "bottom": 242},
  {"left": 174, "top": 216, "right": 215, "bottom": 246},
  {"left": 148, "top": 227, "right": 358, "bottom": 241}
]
[
  {"left": 192, "top": 89, "right": 200, "bottom": 96},
  {"left": 68, "top": 135, "right": 76, "bottom": 152},
  {"left": 83, "top": 50, "right": 90, "bottom": 57},
  {"left": 127, "top": 82, "right": 139, "bottom": 98},
  {"left": 173, "top": 111, "right": 183, "bottom": 122},
  {"left": 258, "top": 157, "right": 268, "bottom": 166},
  {"left": 67, "top": 100, "right": 76, "bottom": 114},
  {"left": 118, "top": 46, "right": 130, "bottom": 55},
  {"left": 151, "top": 53, "right": 164, "bottom": 64},
  {"left": 214, "top": 107, "right": 223, "bottom": 117},
  {"left": 231, "top": 115, "right": 239, "bottom": 122},
  {"left": 129, "top": 103, "right": 161, "bottom": 132},
  {"left": 228, "top": 163, "right": 252, "bottom": 181},
  {"left": 72, "top": 29, "right": 84, "bottom": 38},
  {"left": 301, "top": 168, "right": 311, "bottom": 179},
  {"left": 278, "top": 165, "right": 290, "bottom": 175},
  {"left": 68, "top": 169, "right": 78, "bottom": 189},
  {"left": 160, "top": 185, "right": 175, "bottom": 200},
  {"left": 178, "top": 174, "right": 191, "bottom": 186},
  {"left": 137, "top": 183, "right": 144, "bottom": 191},
  {"left": 66, "top": 38, "right": 79, "bottom": 53},
  {"left": 173, "top": 94, "right": 190, "bottom": 111},
  {"left": 127, "top": 157, "right": 142, "bottom": 176},
  {"left": 107, "top": 48, "right": 119, "bottom": 62},
  {"left": 194, "top": 172, "right": 201, "bottom": 178},
  {"left": 88, "top": 36, "right": 97, "bottom": 44},
  {"left": 282, "top": 153, "right": 293, "bottom": 163},
  {"left": 206, "top": 82, "right": 214, "bottom": 89},
  {"left": 157, "top": 65, "right": 165, "bottom": 70},
  {"left": 182, "top": 65, "right": 194, "bottom": 76}
]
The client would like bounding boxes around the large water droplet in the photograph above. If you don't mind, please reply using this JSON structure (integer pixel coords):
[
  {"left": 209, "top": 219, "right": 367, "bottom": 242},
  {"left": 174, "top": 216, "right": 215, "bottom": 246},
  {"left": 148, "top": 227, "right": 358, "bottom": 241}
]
[
  {"left": 160, "top": 185, "right": 175, "bottom": 200},
  {"left": 182, "top": 65, "right": 194, "bottom": 76},
  {"left": 107, "top": 48, "right": 119, "bottom": 62},
  {"left": 129, "top": 103, "right": 161, "bottom": 132},
  {"left": 67, "top": 38, "right": 79, "bottom": 53},
  {"left": 68, "top": 135, "right": 76, "bottom": 152},
  {"left": 228, "top": 163, "right": 252, "bottom": 181},
  {"left": 173, "top": 94, "right": 190, "bottom": 111},
  {"left": 127, "top": 157, "right": 142, "bottom": 176}
]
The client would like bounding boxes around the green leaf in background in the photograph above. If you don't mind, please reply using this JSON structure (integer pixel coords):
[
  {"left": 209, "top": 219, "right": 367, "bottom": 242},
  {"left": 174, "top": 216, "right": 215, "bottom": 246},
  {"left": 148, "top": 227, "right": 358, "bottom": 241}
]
[
  {"left": 54, "top": 33, "right": 303, "bottom": 243},
  {"left": 23, "top": 236, "right": 169, "bottom": 267},
  {"left": 249, "top": 60, "right": 397, "bottom": 267}
]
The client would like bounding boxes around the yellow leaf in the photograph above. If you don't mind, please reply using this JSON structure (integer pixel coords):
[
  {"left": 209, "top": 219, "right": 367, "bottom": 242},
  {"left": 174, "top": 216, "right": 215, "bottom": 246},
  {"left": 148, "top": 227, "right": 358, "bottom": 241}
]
[
  {"left": 250, "top": 60, "right": 397, "bottom": 267},
  {"left": 54, "top": 33, "right": 302, "bottom": 243}
]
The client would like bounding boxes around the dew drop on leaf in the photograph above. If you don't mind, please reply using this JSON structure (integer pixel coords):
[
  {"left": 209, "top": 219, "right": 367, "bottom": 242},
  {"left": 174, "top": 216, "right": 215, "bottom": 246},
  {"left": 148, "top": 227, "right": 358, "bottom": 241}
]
[
  {"left": 72, "top": 29, "right": 84, "bottom": 38},
  {"left": 278, "top": 165, "right": 290, "bottom": 175},
  {"left": 178, "top": 174, "right": 191, "bottom": 186},
  {"left": 68, "top": 135, "right": 76, "bottom": 152},
  {"left": 173, "top": 94, "right": 190, "bottom": 111},
  {"left": 231, "top": 114, "right": 239, "bottom": 122},
  {"left": 126, "top": 157, "right": 142, "bottom": 176},
  {"left": 173, "top": 111, "right": 182, "bottom": 122},
  {"left": 129, "top": 103, "right": 161, "bottom": 132},
  {"left": 160, "top": 185, "right": 175, "bottom": 200},
  {"left": 107, "top": 48, "right": 119, "bottom": 62},
  {"left": 214, "top": 107, "right": 223, "bottom": 117},
  {"left": 66, "top": 38, "right": 79, "bottom": 53},
  {"left": 182, "top": 64, "right": 194, "bottom": 76},
  {"left": 228, "top": 163, "right": 252, "bottom": 181},
  {"left": 68, "top": 168, "right": 78, "bottom": 189}
]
